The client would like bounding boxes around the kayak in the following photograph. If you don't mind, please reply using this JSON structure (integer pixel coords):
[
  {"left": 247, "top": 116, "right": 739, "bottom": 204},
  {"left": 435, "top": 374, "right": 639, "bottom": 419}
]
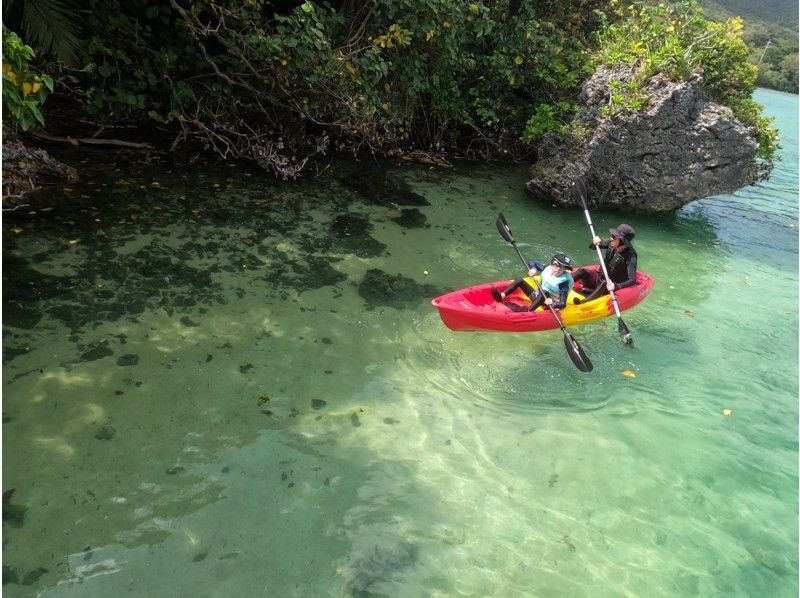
[{"left": 431, "top": 265, "right": 654, "bottom": 332}]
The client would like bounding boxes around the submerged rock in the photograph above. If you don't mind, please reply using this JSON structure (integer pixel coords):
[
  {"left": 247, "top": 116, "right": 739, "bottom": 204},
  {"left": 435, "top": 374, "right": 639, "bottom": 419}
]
[
  {"left": 344, "top": 540, "right": 419, "bottom": 596},
  {"left": 2, "top": 489, "right": 27, "bottom": 527},
  {"left": 526, "top": 64, "right": 761, "bottom": 212},
  {"left": 116, "top": 354, "right": 139, "bottom": 366},
  {"left": 358, "top": 269, "right": 440, "bottom": 310},
  {"left": 330, "top": 213, "right": 387, "bottom": 258},
  {"left": 79, "top": 341, "right": 114, "bottom": 362},
  {"left": 2, "top": 564, "right": 19, "bottom": 585},
  {"left": 339, "top": 165, "right": 429, "bottom": 207},
  {"left": 21, "top": 567, "right": 48, "bottom": 586},
  {"left": 94, "top": 425, "right": 116, "bottom": 441},
  {"left": 391, "top": 208, "right": 428, "bottom": 229}
]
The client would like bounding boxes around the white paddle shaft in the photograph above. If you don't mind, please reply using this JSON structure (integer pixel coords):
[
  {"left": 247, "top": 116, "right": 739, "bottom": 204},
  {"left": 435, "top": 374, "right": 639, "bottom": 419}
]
[{"left": 582, "top": 208, "right": 623, "bottom": 318}]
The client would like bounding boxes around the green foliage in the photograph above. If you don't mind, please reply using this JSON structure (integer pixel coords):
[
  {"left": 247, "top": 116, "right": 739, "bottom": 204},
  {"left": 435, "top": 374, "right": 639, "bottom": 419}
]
[
  {"left": 79, "top": 1, "right": 197, "bottom": 124},
  {"left": 593, "top": 0, "right": 778, "bottom": 162},
  {"left": 698, "top": 0, "right": 798, "bottom": 93},
  {"left": 58, "top": 0, "right": 603, "bottom": 170},
  {"left": 340, "top": 0, "right": 593, "bottom": 147},
  {"left": 3, "top": 0, "right": 82, "bottom": 65},
  {"left": 698, "top": 0, "right": 797, "bottom": 30},
  {"left": 521, "top": 101, "right": 579, "bottom": 142},
  {"left": 728, "top": 96, "right": 780, "bottom": 158},
  {"left": 2, "top": 27, "right": 54, "bottom": 130},
  {"left": 600, "top": 78, "right": 649, "bottom": 117},
  {"left": 13, "top": 0, "right": 773, "bottom": 178}
]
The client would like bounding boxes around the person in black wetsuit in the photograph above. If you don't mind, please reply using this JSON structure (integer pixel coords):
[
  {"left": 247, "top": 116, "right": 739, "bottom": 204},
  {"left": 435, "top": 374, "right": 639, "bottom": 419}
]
[{"left": 572, "top": 223, "right": 637, "bottom": 304}]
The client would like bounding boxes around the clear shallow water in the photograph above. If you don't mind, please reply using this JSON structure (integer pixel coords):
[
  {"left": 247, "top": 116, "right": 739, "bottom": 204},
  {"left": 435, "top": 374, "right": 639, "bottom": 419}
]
[{"left": 2, "top": 89, "right": 797, "bottom": 597}]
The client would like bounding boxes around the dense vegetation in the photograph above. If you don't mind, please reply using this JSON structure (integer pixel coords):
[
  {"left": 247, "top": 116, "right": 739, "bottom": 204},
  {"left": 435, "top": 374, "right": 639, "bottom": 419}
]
[
  {"left": 2, "top": 0, "right": 779, "bottom": 178},
  {"left": 699, "top": 0, "right": 798, "bottom": 93},
  {"left": 592, "top": 1, "right": 778, "bottom": 162}
]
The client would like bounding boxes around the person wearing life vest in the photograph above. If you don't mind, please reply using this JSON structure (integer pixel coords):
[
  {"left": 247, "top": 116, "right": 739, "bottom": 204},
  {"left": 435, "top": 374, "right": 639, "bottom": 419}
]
[
  {"left": 572, "top": 223, "right": 637, "bottom": 304},
  {"left": 491, "top": 253, "right": 574, "bottom": 311}
]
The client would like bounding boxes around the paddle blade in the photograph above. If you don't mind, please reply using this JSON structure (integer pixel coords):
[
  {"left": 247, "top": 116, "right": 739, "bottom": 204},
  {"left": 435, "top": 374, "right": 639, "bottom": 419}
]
[
  {"left": 564, "top": 332, "right": 593, "bottom": 372},
  {"left": 618, "top": 318, "right": 634, "bottom": 346},
  {"left": 495, "top": 213, "right": 515, "bottom": 244},
  {"left": 571, "top": 178, "right": 588, "bottom": 210}
]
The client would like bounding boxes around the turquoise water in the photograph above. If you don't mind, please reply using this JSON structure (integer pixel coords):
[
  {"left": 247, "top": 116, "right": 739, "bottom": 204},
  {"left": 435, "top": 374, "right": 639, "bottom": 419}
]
[{"left": 2, "top": 89, "right": 797, "bottom": 596}]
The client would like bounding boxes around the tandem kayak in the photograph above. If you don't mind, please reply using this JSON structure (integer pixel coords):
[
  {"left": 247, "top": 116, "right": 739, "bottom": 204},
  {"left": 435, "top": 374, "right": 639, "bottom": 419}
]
[{"left": 431, "top": 265, "right": 654, "bottom": 333}]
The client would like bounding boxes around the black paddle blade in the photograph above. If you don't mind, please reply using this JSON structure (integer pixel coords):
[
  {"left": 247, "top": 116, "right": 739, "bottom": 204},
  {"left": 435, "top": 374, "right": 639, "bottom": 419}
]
[
  {"left": 618, "top": 318, "right": 634, "bottom": 346},
  {"left": 496, "top": 212, "right": 532, "bottom": 272},
  {"left": 564, "top": 332, "right": 593, "bottom": 372},
  {"left": 495, "top": 213, "right": 515, "bottom": 244},
  {"left": 571, "top": 178, "right": 588, "bottom": 209}
]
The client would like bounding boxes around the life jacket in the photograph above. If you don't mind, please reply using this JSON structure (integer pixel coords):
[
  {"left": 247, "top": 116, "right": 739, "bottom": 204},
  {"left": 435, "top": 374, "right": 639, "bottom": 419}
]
[
  {"left": 524, "top": 265, "right": 573, "bottom": 296},
  {"left": 605, "top": 245, "right": 637, "bottom": 283}
]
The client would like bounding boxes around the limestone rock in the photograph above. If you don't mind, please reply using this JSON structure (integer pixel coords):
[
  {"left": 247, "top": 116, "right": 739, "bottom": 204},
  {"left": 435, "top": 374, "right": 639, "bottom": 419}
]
[
  {"left": 2, "top": 131, "right": 78, "bottom": 205},
  {"left": 526, "top": 65, "right": 761, "bottom": 212}
]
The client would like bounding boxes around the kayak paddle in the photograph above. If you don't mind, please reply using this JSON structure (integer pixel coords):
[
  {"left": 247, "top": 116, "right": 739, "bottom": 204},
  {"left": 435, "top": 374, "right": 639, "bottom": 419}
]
[
  {"left": 495, "top": 213, "right": 593, "bottom": 373},
  {"left": 571, "top": 178, "right": 634, "bottom": 346}
]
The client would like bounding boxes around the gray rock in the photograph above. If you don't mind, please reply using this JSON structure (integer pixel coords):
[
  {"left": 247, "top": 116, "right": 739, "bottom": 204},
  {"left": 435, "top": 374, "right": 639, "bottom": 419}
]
[
  {"left": 94, "top": 425, "right": 116, "bottom": 441},
  {"left": 2, "top": 133, "right": 78, "bottom": 203},
  {"left": 116, "top": 354, "right": 139, "bottom": 367},
  {"left": 526, "top": 65, "right": 760, "bottom": 212}
]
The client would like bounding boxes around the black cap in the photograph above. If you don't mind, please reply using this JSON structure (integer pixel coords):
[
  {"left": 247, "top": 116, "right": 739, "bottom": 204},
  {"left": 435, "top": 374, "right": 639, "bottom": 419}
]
[
  {"left": 551, "top": 253, "right": 573, "bottom": 270},
  {"left": 609, "top": 223, "right": 636, "bottom": 245}
]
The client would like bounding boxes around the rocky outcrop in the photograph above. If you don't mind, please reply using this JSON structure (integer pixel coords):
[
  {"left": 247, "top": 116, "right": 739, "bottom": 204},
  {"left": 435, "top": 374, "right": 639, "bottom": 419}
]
[
  {"left": 2, "top": 131, "right": 78, "bottom": 206},
  {"left": 526, "top": 64, "right": 760, "bottom": 212}
]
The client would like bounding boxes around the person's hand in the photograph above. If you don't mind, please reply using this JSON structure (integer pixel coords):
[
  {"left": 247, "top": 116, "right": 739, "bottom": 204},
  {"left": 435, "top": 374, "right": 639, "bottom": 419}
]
[
  {"left": 544, "top": 297, "right": 553, "bottom": 306},
  {"left": 606, "top": 281, "right": 615, "bottom": 292},
  {"left": 592, "top": 235, "right": 602, "bottom": 245}
]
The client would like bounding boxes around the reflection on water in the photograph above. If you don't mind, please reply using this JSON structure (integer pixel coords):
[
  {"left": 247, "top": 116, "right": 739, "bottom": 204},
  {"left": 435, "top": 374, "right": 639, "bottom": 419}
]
[{"left": 3, "top": 91, "right": 798, "bottom": 597}]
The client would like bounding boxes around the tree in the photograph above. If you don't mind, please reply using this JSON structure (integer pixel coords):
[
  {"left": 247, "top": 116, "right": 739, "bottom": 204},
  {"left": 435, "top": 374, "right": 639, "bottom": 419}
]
[
  {"left": 2, "top": 27, "right": 54, "bottom": 130},
  {"left": 3, "top": 0, "right": 82, "bottom": 65}
]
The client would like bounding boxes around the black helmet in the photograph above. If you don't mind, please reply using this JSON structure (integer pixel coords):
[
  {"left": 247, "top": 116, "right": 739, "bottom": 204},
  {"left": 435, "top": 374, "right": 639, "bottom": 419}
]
[
  {"left": 551, "top": 253, "right": 573, "bottom": 270},
  {"left": 609, "top": 224, "right": 636, "bottom": 245}
]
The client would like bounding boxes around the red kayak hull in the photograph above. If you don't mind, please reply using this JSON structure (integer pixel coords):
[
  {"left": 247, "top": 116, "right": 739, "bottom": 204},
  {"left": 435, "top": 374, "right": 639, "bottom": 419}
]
[{"left": 431, "top": 266, "right": 654, "bottom": 332}]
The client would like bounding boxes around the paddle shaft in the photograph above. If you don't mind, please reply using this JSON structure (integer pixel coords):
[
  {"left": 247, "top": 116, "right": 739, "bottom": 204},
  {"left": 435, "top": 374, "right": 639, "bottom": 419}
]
[
  {"left": 572, "top": 179, "right": 632, "bottom": 345},
  {"left": 496, "top": 214, "right": 593, "bottom": 371},
  {"left": 579, "top": 207, "right": 624, "bottom": 318},
  {"left": 502, "top": 228, "right": 572, "bottom": 333}
]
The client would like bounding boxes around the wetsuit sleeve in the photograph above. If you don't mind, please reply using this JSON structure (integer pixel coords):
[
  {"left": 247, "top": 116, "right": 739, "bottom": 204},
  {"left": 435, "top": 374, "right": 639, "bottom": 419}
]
[
  {"left": 552, "top": 281, "right": 569, "bottom": 309},
  {"left": 528, "top": 260, "right": 545, "bottom": 272},
  {"left": 615, "top": 254, "right": 638, "bottom": 289}
]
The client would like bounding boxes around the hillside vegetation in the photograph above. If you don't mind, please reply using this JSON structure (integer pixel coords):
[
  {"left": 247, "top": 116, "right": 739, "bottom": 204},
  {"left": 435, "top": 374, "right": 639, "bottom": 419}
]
[{"left": 699, "top": 0, "right": 798, "bottom": 92}]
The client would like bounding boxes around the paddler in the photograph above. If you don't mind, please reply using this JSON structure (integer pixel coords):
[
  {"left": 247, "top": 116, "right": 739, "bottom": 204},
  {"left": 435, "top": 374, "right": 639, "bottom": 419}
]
[
  {"left": 491, "top": 253, "right": 574, "bottom": 312},
  {"left": 572, "top": 223, "right": 638, "bottom": 304}
]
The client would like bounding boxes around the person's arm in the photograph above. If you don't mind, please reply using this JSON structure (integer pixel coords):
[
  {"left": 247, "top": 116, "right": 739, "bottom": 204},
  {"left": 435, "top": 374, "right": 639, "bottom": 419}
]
[
  {"left": 589, "top": 236, "right": 608, "bottom": 250},
  {"left": 527, "top": 260, "right": 545, "bottom": 275},
  {"left": 546, "top": 282, "right": 570, "bottom": 309}
]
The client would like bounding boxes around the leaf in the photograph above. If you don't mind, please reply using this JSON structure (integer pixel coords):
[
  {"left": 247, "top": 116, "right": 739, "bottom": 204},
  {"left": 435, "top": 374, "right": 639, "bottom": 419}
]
[
  {"left": 723, "top": 408, "right": 733, "bottom": 416},
  {"left": 621, "top": 370, "right": 636, "bottom": 378}
]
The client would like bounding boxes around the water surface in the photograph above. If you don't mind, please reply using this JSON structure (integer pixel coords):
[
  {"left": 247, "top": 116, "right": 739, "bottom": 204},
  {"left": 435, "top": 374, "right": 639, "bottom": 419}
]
[{"left": 3, "top": 89, "right": 797, "bottom": 597}]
